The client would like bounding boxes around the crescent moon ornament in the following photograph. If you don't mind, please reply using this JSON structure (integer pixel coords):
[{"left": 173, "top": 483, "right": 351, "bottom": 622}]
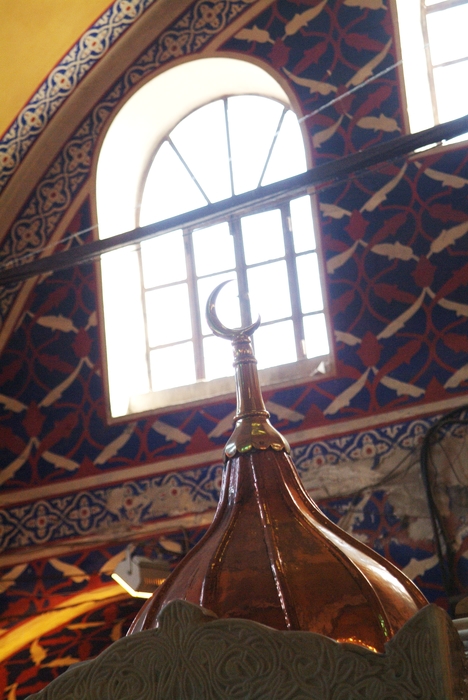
[
  {"left": 205, "top": 280, "right": 289, "bottom": 459},
  {"left": 206, "top": 281, "right": 260, "bottom": 340}
]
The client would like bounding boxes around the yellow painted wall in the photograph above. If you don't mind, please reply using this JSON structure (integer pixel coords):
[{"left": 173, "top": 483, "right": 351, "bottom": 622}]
[{"left": 0, "top": 0, "right": 112, "bottom": 138}]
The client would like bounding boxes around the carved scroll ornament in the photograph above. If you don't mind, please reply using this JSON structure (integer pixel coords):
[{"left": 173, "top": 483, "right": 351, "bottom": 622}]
[{"left": 27, "top": 599, "right": 467, "bottom": 700}]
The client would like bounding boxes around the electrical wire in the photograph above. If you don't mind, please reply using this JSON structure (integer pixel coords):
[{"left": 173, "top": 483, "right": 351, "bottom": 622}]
[
  {"left": 0, "top": 150, "right": 416, "bottom": 276},
  {"left": 420, "top": 405, "right": 468, "bottom": 613},
  {"left": 333, "top": 443, "right": 421, "bottom": 533},
  {"left": 0, "top": 57, "right": 414, "bottom": 275},
  {"left": 297, "top": 60, "right": 402, "bottom": 126},
  {"left": 0, "top": 224, "right": 99, "bottom": 273}
]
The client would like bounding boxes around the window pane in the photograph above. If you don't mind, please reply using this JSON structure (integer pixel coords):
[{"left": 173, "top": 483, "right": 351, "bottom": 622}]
[
  {"left": 296, "top": 253, "right": 323, "bottom": 314},
  {"left": 254, "top": 320, "right": 297, "bottom": 369},
  {"left": 146, "top": 284, "right": 192, "bottom": 346},
  {"left": 141, "top": 230, "right": 186, "bottom": 288},
  {"left": 192, "top": 222, "right": 236, "bottom": 277},
  {"left": 290, "top": 196, "right": 316, "bottom": 253},
  {"left": 241, "top": 209, "right": 284, "bottom": 265},
  {"left": 433, "top": 61, "right": 468, "bottom": 123},
  {"left": 203, "top": 335, "right": 235, "bottom": 381},
  {"left": 140, "top": 141, "right": 207, "bottom": 226},
  {"left": 247, "top": 261, "right": 291, "bottom": 323},
  {"left": 427, "top": 5, "right": 468, "bottom": 65},
  {"left": 228, "top": 95, "right": 285, "bottom": 194},
  {"left": 150, "top": 342, "right": 196, "bottom": 391},
  {"left": 101, "top": 248, "right": 149, "bottom": 417},
  {"left": 261, "top": 110, "right": 307, "bottom": 186},
  {"left": 170, "top": 100, "right": 232, "bottom": 203},
  {"left": 395, "top": 0, "right": 435, "bottom": 133},
  {"left": 198, "top": 273, "right": 240, "bottom": 336},
  {"left": 303, "top": 313, "right": 329, "bottom": 358}
]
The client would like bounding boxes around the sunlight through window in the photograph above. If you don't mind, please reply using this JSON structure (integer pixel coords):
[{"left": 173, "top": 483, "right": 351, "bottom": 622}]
[
  {"left": 97, "top": 59, "right": 331, "bottom": 417},
  {"left": 396, "top": 0, "right": 468, "bottom": 137}
]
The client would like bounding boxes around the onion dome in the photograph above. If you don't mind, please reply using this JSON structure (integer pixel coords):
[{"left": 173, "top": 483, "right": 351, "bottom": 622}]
[{"left": 129, "top": 284, "right": 427, "bottom": 652}]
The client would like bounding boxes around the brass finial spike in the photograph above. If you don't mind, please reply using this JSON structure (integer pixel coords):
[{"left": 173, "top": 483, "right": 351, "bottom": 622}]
[{"left": 206, "top": 282, "right": 290, "bottom": 460}]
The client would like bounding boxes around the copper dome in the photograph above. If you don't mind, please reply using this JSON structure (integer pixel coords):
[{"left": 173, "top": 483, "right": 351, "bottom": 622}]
[{"left": 129, "top": 284, "right": 427, "bottom": 651}]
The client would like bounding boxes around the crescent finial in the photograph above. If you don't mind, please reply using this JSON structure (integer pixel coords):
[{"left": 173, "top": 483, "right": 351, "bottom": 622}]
[{"left": 206, "top": 281, "right": 260, "bottom": 340}]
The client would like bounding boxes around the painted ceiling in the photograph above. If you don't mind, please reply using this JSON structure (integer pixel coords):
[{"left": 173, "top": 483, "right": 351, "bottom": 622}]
[{"left": 0, "top": 0, "right": 112, "bottom": 139}]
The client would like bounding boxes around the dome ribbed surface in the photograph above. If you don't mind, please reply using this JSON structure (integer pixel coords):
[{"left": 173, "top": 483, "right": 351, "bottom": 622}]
[{"left": 129, "top": 284, "right": 427, "bottom": 651}]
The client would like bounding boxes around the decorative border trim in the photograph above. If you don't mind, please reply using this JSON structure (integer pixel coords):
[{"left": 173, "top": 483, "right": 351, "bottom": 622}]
[
  {"left": 25, "top": 600, "right": 467, "bottom": 700},
  {"left": 1, "top": 393, "right": 466, "bottom": 510},
  {"left": 0, "top": 0, "right": 259, "bottom": 331},
  {"left": 0, "top": 0, "right": 157, "bottom": 195},
  {"left": 0, "top": 410, "right": 459, "bottom": 554}
]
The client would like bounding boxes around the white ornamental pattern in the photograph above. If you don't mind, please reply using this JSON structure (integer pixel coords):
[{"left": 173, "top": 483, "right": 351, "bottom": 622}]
[
  {"left": 0, "top": 0, "right": 258, "bottom": 327},
  {"left": 0, "top": 414, "right": 456, "bottom": 552},
  {"left": 0, "top": 0, "right": 156, "bottom": 193},
  {"left": 0, "top": 464, "right": 223, "bottom": 552}
]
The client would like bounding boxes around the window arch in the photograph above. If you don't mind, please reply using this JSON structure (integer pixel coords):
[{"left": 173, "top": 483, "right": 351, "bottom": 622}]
[{"left": 96, "top": 58, "right": 330, "bottom": 418}]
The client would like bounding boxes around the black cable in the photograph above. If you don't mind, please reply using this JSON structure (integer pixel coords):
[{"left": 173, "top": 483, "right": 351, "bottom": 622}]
[
  {"left": 1, "top": 113, "right": 467, "bottom": 287},
  {"left": 420, "top": 405, "right": 468, "bottom": 613}
]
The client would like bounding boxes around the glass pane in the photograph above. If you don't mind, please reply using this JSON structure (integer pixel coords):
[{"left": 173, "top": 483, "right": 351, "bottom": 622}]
[
  {"left": 427, "top": 5, "right": 468, "bottom": 65},
  {"left": 198, "top": 273, "right": 240, "bottom": 336},
  {"left": 228, "top": 95, "right": 285, "bottom": 194},
  {"left": 395, "top": 0, "right": 435, "bottom": 133},
  {"left": 434, "top": 61, "right": 468, "bottom": 123},
  {"left": 203, "top": 335, "right": 235, "bottom": 381},
  {"left": 254, "top": 320, "right": 297, "bottom": 369},
  {"left": 261, "top": 110, "right": 307, "bottom": 186},
  {"left": 290, "top": 196, "right": 316, "bottom": 253},
  {"left": 101, "top": 248, "right": 149, "bottom": 417},
  {"left": 303, "top": 313, "right": 329, "bottom": 358},
  {"left": 146, "top": 284, "right": 192, "bottom": 346},
  {"left": 170, "top": 100, "right": 232, "bottom": 203},
  {"left": 140, "top": 141, "right": 207, "bottom": 226},
  {"left": 141, "top": 230, "right": 186, "bottom": 288},
  {"left": 192, "top": 222, "right": 236, "bottom": 277},
  {"left": 247, "top": 261, "right": 291, "bottom": 323},
  {"left": 150, "top": 342, "right": 195, "bottom": 391},
  {"left": 241, "top": 209, "right": 284, "bottom": 265},
  {"left": 296, "top": 253, "right": 324, "bottom": 314}
]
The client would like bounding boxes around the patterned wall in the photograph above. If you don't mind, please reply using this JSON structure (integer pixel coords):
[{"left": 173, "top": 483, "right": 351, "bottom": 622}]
[
  {"left": 1, "top": 0, "right": 468, "bottom": 696},
  {"left": 0, "top": 598, "right": 140, "bottom": 700},
  {"left": 0, "top": 0, "right": 159, "bottom": 195}
]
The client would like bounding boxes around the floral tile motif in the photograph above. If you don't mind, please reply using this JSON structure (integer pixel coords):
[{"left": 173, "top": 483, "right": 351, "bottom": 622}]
[
  {"left": 0, "top": 0, "right": 260, "bottom": 330},
  {"left": 0, "top": 0, "right": 156, "bottom": 193},
  {"left": 2, "top": 413, "right": 465, "bottom": 555},
  {"left": 0, "top": 461, "right": 222, "bottom": 552}
]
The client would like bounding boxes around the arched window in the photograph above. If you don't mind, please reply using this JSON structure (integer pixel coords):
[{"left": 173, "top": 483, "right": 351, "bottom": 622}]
[{"left": 96, "top": 58, "right": 330, "bottom": 418}]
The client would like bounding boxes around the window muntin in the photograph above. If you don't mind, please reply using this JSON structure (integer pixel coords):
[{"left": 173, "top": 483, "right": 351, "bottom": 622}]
[
  {"left": 97, "top": 59, "right": 331, "bottom": 418},
  {"left": 396, "top": 0, "right": 468, "bottom": 136},
  {"left": 423, "top": 0, "right": 468, "bottom": 125},
  {"left": 425, "top": 3, "right": 468, "bottom": 66},
  {"left": 138, "top": 96, "right": 305, "bottom": 225},
  {"left": 137, "top": 194, "right": 328, "bottom": 404},
  {"left": 126, "top": 94, "right": 330, "bottom": 415}
]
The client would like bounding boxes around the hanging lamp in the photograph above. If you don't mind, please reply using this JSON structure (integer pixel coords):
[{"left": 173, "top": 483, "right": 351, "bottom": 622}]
[{"left": 129, "top": 283, "right": 427, "bottom": 652}]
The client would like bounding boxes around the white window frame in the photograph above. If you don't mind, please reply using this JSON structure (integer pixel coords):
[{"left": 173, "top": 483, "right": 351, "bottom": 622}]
[{"left": 96, "top": 58, "right": 331, "bottom": 419}]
